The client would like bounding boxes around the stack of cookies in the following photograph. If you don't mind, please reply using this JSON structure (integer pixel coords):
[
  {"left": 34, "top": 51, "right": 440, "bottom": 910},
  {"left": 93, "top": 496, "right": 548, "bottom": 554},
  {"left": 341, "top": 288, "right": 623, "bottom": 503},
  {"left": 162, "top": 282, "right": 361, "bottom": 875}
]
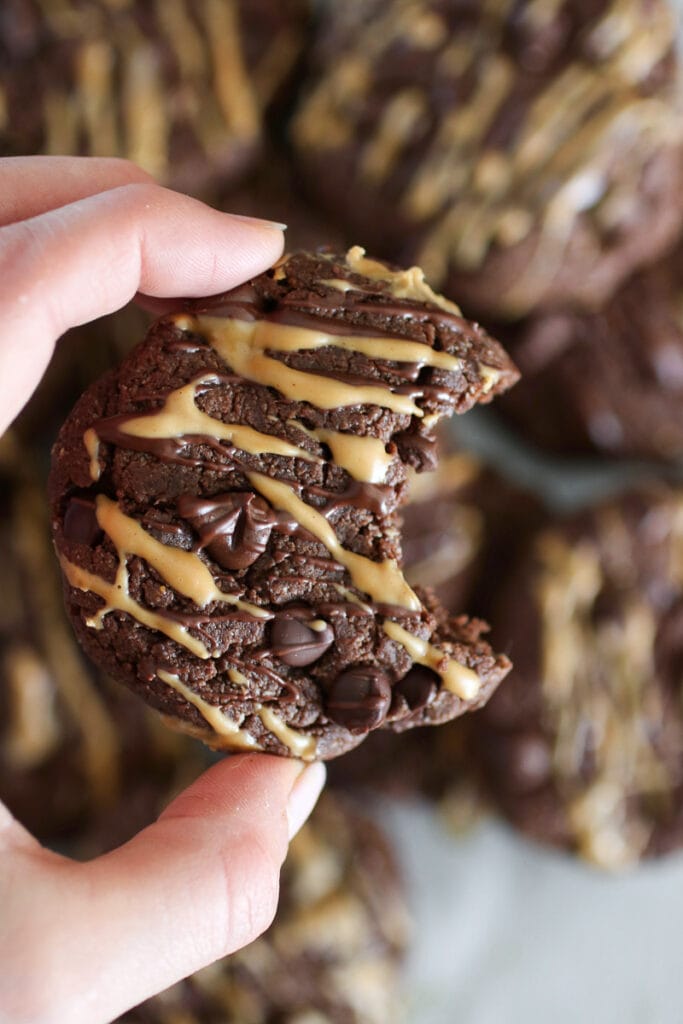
[{"left": 4, "top": 1, "right": 683, "bottom": 1020}]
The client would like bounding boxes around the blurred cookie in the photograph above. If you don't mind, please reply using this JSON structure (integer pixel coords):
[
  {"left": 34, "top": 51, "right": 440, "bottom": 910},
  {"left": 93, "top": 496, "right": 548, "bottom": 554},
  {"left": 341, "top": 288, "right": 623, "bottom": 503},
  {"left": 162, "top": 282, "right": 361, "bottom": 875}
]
[
  {"left": 221, "top": 149, "right": 348, "bottom": 254},
  {"left": 498, "top": 244, "right": 683, "bottom": 460},
  {"left": 119, "top": 792, "right": 411, "bottom": 1024},
  {"left": 292, "top": 0, "right": 683, "bottom": 318},
  {"left": 15, "top": 304, "right": 150, "bottom": 450},
  {"left": 49, "top": 248, "right": 516, "bottom": 761},
  {"left": 402, "top": 451, "right": 483, "bottom": 613},
  {"left": 478, "top": 486, "right": 683, "bottom": 869},
  {"left": 0, "top": 436, "right": 199, "bottom": 841},
  {"left": 0, "top": 0, "right": 311, "bottom": 195}
]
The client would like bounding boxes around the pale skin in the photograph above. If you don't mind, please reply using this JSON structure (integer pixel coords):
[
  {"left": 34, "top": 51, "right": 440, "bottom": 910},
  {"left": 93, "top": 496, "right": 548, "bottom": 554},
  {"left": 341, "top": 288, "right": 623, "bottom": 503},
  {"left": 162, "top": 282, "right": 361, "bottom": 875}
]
[{"left": 0, "top": 156, "right": 326, "bottom": 1024}]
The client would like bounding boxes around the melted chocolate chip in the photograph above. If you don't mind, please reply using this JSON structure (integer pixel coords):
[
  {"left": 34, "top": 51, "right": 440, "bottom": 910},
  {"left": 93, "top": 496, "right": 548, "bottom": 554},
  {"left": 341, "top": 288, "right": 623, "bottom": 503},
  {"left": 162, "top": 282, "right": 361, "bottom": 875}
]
[
  {"left": 178, "top": 492, "right": 276, "bottom": 570},
  {"left": 394, "top": 431, "right": 438, "bottom": 472},
  {"left": 63, "top": 496, "right": 102, "bottom": 546},
  {"left": 270, "top": 615, "right": 335, "bottom": 667},
  {"left": 325, "top": 666, "right": 391, "bottom": 733},
  {"left": 393, "top": 666, "right": 438, "bottom": 713}
]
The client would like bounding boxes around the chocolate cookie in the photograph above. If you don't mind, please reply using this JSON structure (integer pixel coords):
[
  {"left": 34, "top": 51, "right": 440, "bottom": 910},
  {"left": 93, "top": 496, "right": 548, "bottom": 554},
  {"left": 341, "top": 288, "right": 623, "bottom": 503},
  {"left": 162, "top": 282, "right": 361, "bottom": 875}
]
[
  {"left": 498, "top": 242, "right": 683, "bottom": 459},
  {"left": 118, "top": 792, "right": 410, "bottom": 1024},
  {"left": 50, "top": 248, "right": 517, "bottom": 760},
  {"left": 292, "top": 0, "right": 683, "bottom": 319},
  {"left": 477, "top": 486, "right": 683, "bottom": 869},
  {"left": 0, "top": 434, "right": 196, "bottom": 842},
  {"left": 0, "top": 0, "right": 310, "bottom": 195}
]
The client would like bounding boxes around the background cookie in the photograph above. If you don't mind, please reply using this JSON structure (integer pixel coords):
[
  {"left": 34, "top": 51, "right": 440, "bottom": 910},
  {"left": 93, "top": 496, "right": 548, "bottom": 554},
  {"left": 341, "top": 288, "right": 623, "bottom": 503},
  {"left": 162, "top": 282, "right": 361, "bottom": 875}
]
[
  {"left": 50, "top": 249, "right": 518, "bottom": 760},
  {"left": 477, "top": 485, "right": 683, "bottom": 869},
  {"left": 292, "top": 0, "right": 683, "bottom": 319},
  {"left": 497, "top": 239, "right": 683, "bottom": 460},
  {"left": 402, "top": 450, "right": 484, "bottom": 613},
  {"left": 0, "top": 0, "right": 311, "bottom": 195}
]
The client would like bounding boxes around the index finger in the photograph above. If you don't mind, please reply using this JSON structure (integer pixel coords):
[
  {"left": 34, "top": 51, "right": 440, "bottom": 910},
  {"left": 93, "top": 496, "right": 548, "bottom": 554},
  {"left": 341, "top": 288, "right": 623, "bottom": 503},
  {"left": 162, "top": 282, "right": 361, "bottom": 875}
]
[
  {"left": 0, "top": 182, "right": 285, "bottom": 432},
  {"left": 0, "top": 156, "right": 154, "bottom": 226}
]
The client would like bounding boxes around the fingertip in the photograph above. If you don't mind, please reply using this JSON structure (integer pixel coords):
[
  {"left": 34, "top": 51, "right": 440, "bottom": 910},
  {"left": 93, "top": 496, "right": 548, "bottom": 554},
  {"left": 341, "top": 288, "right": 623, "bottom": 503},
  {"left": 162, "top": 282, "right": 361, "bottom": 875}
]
[{"left": 287, "top": 762, "right": 326, "bottom": 840}]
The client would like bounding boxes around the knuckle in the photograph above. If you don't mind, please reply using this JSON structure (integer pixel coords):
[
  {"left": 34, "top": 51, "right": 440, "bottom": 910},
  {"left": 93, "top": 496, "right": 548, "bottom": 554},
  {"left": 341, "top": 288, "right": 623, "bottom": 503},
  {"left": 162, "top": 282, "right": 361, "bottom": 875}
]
[{"left": 216, "top": 823, "right": 286, "bottom": 955}]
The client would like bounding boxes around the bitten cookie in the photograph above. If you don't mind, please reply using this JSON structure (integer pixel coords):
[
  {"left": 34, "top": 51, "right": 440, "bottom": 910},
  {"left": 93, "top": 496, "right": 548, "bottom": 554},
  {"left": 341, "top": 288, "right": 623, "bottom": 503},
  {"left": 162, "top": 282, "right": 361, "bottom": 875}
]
[
  {"left": 0, "top": 0, "right": 310, "bottom": 195},
  {"left": 50, "top": 248, "right": 517, "bottom": 760},
  {"left": 292, "top": 0, "right": 683, "bottom": 318},
  {"left": 118, "top": 792, "right": 410, "bottom": 1024},
  {"left": 498, "top": 243, "right": 683, "bottom": 460},
  {"left": 0, "top": 433, "right": 195, "bottom": 842},
  {"left": 477, "top": 486, "right": 683, "bottom": 869}
]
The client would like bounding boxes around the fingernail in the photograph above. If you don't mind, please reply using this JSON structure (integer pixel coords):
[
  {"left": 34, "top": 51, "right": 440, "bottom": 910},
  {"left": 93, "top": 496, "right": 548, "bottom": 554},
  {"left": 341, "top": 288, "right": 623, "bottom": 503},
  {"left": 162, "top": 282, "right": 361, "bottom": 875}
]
[
  {"left": 287, "top": 762, "right": 326, "bottom": 840},
  {"left": 228, "top": 213, "right": 288, "bottom": 231}
]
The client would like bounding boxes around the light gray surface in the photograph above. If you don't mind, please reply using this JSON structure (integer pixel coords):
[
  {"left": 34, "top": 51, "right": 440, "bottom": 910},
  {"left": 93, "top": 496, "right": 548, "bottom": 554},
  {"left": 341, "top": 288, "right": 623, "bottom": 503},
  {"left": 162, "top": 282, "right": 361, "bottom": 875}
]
[{"left": 383, "top": 802, "right": 683, "bottom": 1024}]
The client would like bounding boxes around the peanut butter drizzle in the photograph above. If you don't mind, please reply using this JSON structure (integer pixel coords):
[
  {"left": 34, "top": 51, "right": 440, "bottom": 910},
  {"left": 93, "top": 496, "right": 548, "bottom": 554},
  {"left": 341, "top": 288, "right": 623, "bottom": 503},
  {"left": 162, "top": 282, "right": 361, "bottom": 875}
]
[
  {"left": 335, "top": 246, "right": 464, "bottom": 316},
  {"left": 111, "top": 376, "right": 319, "bottom": 464},
  {"left": 258, "top": 706, "right": 317, "bottom": 760},
  {"left": 157, "top": 669, "right": 258, "bottom": 751},
  {"left": 247, "top": 472, "right": 421, "bottom": 612},
  {"left": 60, "top": 552, "right": 212, "bottom": 659},
  {"left": 288, "top": 420, "right": 394, "bottom": 485},
  {"left": 83, "top": 428, "right": 101, "bottom": 482},
  {"left": 157, "top": 669, "right": 317, "bottom": 759},
  {"left": 89, "top": 377, "right": 393, "bottom": 486},
  {"left": 382, "top": 621, "right": 480, "bottom": 700},
  {"left": 174, "top": 315, "right": 426, "bottom": 417},
  {"left": 95, "top": 495, "right": 267, "bottom": 618}
]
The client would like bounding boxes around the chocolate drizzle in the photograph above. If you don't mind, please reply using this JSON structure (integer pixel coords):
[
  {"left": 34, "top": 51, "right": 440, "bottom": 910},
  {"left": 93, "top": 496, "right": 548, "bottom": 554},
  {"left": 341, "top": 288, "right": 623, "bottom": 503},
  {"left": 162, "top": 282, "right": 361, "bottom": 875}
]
[{"left": 178, "top": 492, "right": 276, "bottom": 570}]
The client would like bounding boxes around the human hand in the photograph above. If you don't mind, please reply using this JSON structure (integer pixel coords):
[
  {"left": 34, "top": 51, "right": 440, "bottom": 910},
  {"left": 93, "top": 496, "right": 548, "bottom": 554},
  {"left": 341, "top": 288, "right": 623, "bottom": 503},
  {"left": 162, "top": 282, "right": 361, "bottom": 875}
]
[
  {"left": 0, "top": 156, "right": 326, "bottom": 1024},
  {"left": 0, "top": 156, "right": 285, "bottom": 433}
]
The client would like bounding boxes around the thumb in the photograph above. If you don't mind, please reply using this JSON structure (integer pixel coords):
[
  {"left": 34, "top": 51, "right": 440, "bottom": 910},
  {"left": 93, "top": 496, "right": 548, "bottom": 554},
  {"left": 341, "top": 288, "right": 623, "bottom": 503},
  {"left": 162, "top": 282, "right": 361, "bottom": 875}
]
[{"left": 0, "top": 754, "right": 325, "bottom": 1024}]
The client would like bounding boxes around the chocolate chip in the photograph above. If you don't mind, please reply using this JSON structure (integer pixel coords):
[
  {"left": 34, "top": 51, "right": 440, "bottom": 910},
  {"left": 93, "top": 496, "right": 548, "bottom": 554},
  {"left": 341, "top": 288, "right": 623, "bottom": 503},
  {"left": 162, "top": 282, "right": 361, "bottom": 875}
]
[
  {"left": 271, "top": 615, "right": 334, "bottom": 667},
  {"left": 325, "top": 666, "right": 391, "bottom": 733},
  {"left": 63, "top": 496, "right": 102, "bottom": 546},
  {"left": 178, "top": 492, "right": 276, "bottom": 570},
  {"left": 393, "top": 666, "right": 439, "bottom": 713}
]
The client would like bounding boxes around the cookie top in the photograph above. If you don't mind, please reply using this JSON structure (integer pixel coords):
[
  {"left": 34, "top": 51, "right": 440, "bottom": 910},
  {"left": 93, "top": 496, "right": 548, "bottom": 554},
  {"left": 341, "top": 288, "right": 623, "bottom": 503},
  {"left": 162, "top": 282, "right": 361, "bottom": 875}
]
[
  {"left": 478, "top": 486, "right": 683, "bottom": 869},
  {"left": 0, "top": 435, "right": 194, "bottom": 841},
  {"left": 119, "top": 792, "right": 410, "bottom": 1024},
  {"left": 50, "top": 248, "right": 516, "bottom": 760},
  {"left": 292, "top": 0, "right": 683, "bottom": 318},
  {"left": 0, "top": 0, "right": 310, "bottom": 194},
  {"left": 499, "top": 243, "right": 683, "bottom": 460}
]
